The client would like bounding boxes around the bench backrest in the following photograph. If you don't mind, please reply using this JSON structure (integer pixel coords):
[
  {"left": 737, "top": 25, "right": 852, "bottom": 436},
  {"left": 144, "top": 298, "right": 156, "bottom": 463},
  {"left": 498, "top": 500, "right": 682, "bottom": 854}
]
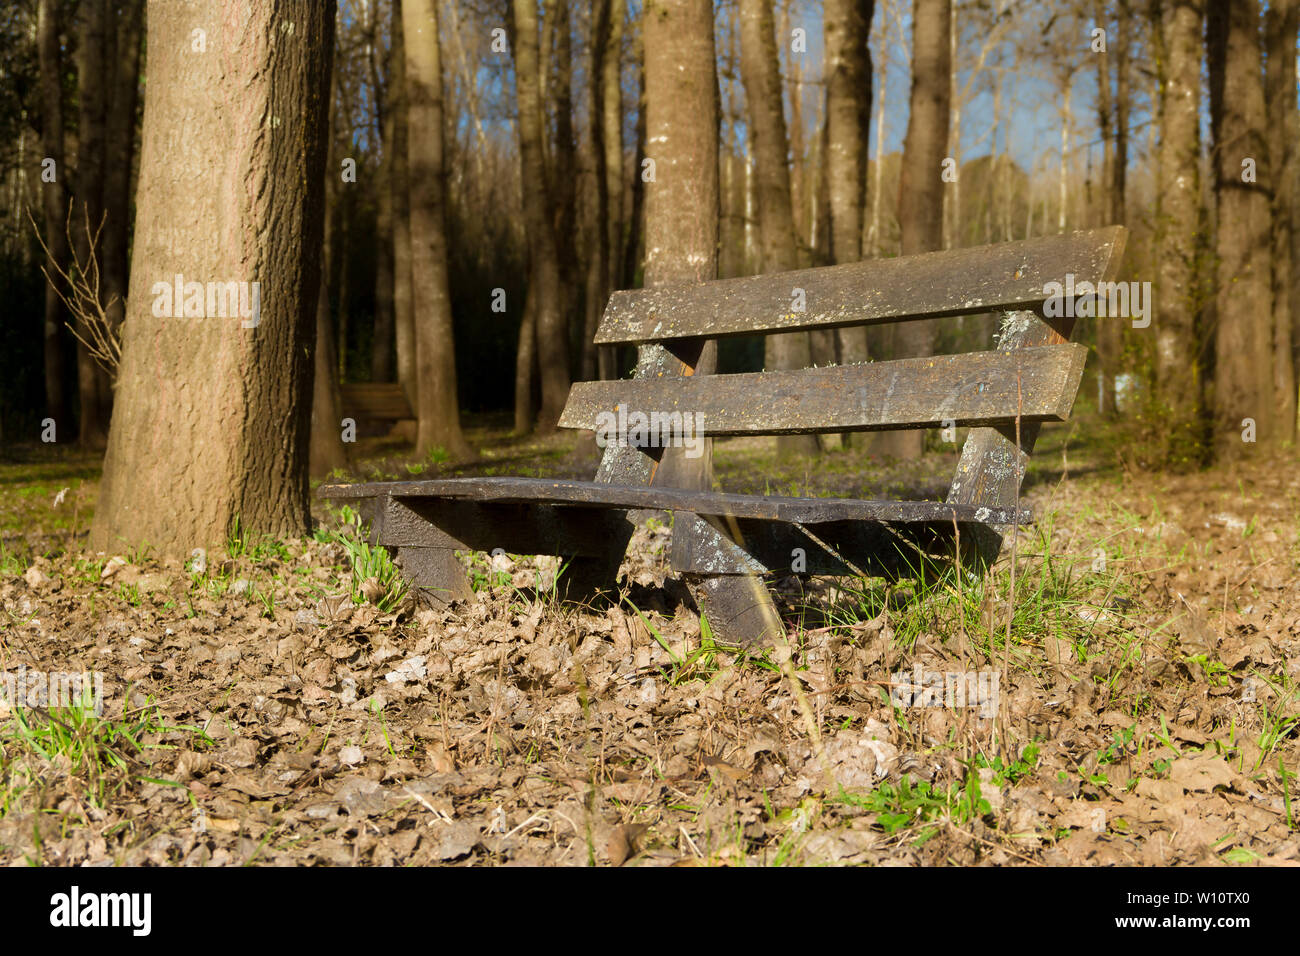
[{"left": 558, "top": 227, "right": 1127, "bottom": 564}]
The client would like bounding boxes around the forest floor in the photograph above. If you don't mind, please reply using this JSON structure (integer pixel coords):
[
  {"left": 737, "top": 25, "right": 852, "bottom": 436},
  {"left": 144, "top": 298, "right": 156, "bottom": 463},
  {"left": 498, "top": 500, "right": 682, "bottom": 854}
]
[{"left": 0, "top": 412, "right": 1298, "bottom": 866}]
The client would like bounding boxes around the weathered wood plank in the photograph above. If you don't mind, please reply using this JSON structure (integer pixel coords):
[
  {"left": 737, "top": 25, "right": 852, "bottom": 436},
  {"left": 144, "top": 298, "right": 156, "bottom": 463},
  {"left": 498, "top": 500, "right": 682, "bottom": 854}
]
[
  {"left": 559, "top": 344, "right": 1086, "bottom": 435},
  {"left": 594, "top": 227, "right": 1127, "bottom": 344},
  {"left": 318, "top": 477, "right": 1033, "bottom": 525}
]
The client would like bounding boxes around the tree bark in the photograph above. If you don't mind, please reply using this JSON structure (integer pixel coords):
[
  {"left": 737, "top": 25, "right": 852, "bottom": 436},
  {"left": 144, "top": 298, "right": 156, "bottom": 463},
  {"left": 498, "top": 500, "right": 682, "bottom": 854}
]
[
  {"left": 404, "top": 0, "right": 471, "bottom": 459},
  {"left": 1154, "top": 0, "right": 1207, "bottom": 465},
  {"left": 1266, "top": 0, "right": 1297, "bottom": 445},
  {"left": 92, "top": 0, "right": 335, "bottom": 556},
  {"left": 739, "top": 0, "right": 817, "bottom": 456},
  {"left": 1208, "top": 0, "right": 1274, "bottom": 457},
  {"left": 37, "top": 0, "right": 69, "bottom": 429},
  {"left": 881, "top": 0, "right": 949, "bottom": 460},
  {"left": 512, "top": 0, "right": 570, "bottom": 431}
]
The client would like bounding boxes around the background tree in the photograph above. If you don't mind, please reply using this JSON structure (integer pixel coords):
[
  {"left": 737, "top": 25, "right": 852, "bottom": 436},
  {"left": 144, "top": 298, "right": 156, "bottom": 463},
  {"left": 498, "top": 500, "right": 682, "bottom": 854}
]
[
  {"left": 1152, "top": 0, "right": 1207, "bottom": 465},
  {"left": 92, "top": 0, "right": 336, "bottom": 555},
  {"left": 512, "top": 0, "right": 570, "bottom": 432},
  {"left": 404, "top": 0, "right": 472, "bottom": 458},
  {"left": 36, "top": 0, "right": 69, "bottom": 428},
  {"left": 1207, "top": 0, "right": 1273, "bottom": 457},
  {"left": 738, "top": 0, "right": 818, "bottom": 456},
  {"left": 822, "top": 0, "right": 874, "bottom": 424},
  {"left": 882, "top": 0, "right": 950, "bottom": 460},
  {"left": 1265, "top": 0, "right": 1297, "bottom": 446}
]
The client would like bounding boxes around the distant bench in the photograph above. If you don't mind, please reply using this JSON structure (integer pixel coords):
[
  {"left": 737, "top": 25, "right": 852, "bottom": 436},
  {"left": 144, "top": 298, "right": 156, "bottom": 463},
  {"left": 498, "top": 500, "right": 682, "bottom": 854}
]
[
  {"left": 322, "top": 227, "right": 1126, "bottom": 646},
  {"left": 340, "top": 383, "right": 414, "bottom": 435}
]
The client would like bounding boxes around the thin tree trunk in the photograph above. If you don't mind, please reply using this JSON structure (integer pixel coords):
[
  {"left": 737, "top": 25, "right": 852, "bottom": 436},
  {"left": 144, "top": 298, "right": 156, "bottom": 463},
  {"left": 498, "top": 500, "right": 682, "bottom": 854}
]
[
  {"left": 1155, "top": 0, "right": 1206, "bottom": 464},
  {"left": 824, "top": 0, "right": 873, "bottom": 447},
  {"left": 599, "top": 0, "right": 625, "bottom": 380},
  {"left": 1266, "top": 0, "right": 1298, "bottom": 445},
  {"left": 551, "top": 0, "right": 580, "bottom": 360},
  {"left": 622, "top": 38, "right": 647, "bottom": 291},
  {"left": 514, "top": 264, "right": 538, "bottom": 432},
  {"left": 581, "top": 0, "right": 611, "bottom": 384},
  {"left": 92, "top": 0, "right": 335, "bottom": 555},
  {"left": 74, "top": 0, "right": 110, "bottom": 450},
  {"left": 1208, "top": 0, "right": 1274, "bottom": 456},
  {"left": 781, "top": 0, "right": 808, "bottom": 255},
  {"left": 882, "top": 0, "right": 949, "bottom": 460},
  {"left": 391, "top": 0, "right": 417, "bottom": 414},
  {"left": 99, "top": 0, "right": 144, "bottom": 430},
  {"left": 404, "top": 0, "right": 471, "bottom": 459},
  {"left": 1094, "top": 0, "right": 1118, "bottom": 416},
  {"left": 371, "top": 7, "right": 395, "bottom": 382},
  {"left": 312, "top": 40, "right": 349, "bottom": 476},
  {"left": 512, "top": 0, "right": 570, "bottom": 431},
  {"left": 740, "top": 0, "right": 818, "bottom": 456},
  {"left": 37, "top": 0, "right": 69, "bottom": 428}
]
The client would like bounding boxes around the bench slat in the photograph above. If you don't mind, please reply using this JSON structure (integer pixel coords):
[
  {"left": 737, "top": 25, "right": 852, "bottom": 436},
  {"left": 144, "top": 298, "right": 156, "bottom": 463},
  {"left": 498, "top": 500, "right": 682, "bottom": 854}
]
[
  {"left": 594, "top": 227, "right": 1125, "bottom": 344},
  {"left": 557, "top": 343, "right": 1085, "bottom": 435},
  {"left": 318, "top": 477, "right": 1032, "bottom": 524},
  {"left": 339, "top": 383, "right": 414, "bottom": 420}
]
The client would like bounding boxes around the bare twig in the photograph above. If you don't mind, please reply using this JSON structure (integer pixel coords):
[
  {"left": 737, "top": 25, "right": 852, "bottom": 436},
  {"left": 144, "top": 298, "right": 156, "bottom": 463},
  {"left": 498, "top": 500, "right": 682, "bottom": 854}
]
[{"left": 27, "top": 202, "right": 122, "bottom": 380}]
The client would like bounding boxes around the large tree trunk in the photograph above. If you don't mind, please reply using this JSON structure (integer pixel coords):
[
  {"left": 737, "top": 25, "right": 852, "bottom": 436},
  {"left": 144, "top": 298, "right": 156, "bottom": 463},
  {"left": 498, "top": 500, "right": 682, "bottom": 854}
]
[
  {"left": 739, "top": 0, "right": 818, "bottom": 456},
  {"left": 391, "top": 0, "right": 417, "bottom": 416},
  {"left": 1154, "top": 0, "right": 1207, "bottom": 465},
  {"left": 404, "top": 0, "right": 471, "bottom": 460},
  {"left": 37, "top": 0, "right": 69, "bottom": 428},
  {"left": 92, "top": 0, "right": 335, "bottom": 556},
  {"left": 881, "top": 0, "right": 950, "bottom": 460},
  {"left": 512, "top": 0, "right": 570, "bottom": 431},
  {"left": 1266, "top": 0, "right": 1298, "bottom": 445},
  {"left": 642, "top": 0, "right": 719, "bottom": 489},
  {"left": 74, "top": 0, "right": 111, "bottom": 450},
  {"left": 1208, "top": 0, "right": 1274, "bottom": 457}
]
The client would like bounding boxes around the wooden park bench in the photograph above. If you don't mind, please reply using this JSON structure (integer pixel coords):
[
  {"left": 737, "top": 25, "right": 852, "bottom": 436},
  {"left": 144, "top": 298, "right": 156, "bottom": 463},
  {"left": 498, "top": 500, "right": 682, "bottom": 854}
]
[
  {"left": 320, "top": 227, "right": 1126, "bottom": 645},
  {"left": 340, "top": 382, "right": 415, "bottom": 435}
]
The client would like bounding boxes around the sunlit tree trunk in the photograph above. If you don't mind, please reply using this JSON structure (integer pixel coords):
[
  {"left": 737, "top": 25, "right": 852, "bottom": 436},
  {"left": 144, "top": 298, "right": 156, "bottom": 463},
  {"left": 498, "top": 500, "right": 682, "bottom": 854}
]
[
  {"left": 740, "top": 0, "right": 818, "bottom": 456},
  {"left": 92, "top": 0, "right": 335, "bottom": 556},
  {"left": 512, "top": 0, "right": 570, "bottom": 431},
  {"left": 404, "top": 0, "right": 471, "bottom": 458},
  {"left": 880, "top": 0, "right": 949, "bottom": 460},
  {"left": 1154, "top": 0, "right": 1207, "bottom": 464},
  {"left": 1207, "top": 0, "right": 1274, "bottom": 456}
]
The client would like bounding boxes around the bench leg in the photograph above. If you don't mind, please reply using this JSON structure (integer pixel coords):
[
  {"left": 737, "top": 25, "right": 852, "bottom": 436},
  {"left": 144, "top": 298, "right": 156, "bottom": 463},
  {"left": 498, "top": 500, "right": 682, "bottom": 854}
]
[
  {"left": 687, "top": 574, "right": 784, "bottom": 649},
  {"left": 395, "top": 546, "right": 472, "bottom": 607}
]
